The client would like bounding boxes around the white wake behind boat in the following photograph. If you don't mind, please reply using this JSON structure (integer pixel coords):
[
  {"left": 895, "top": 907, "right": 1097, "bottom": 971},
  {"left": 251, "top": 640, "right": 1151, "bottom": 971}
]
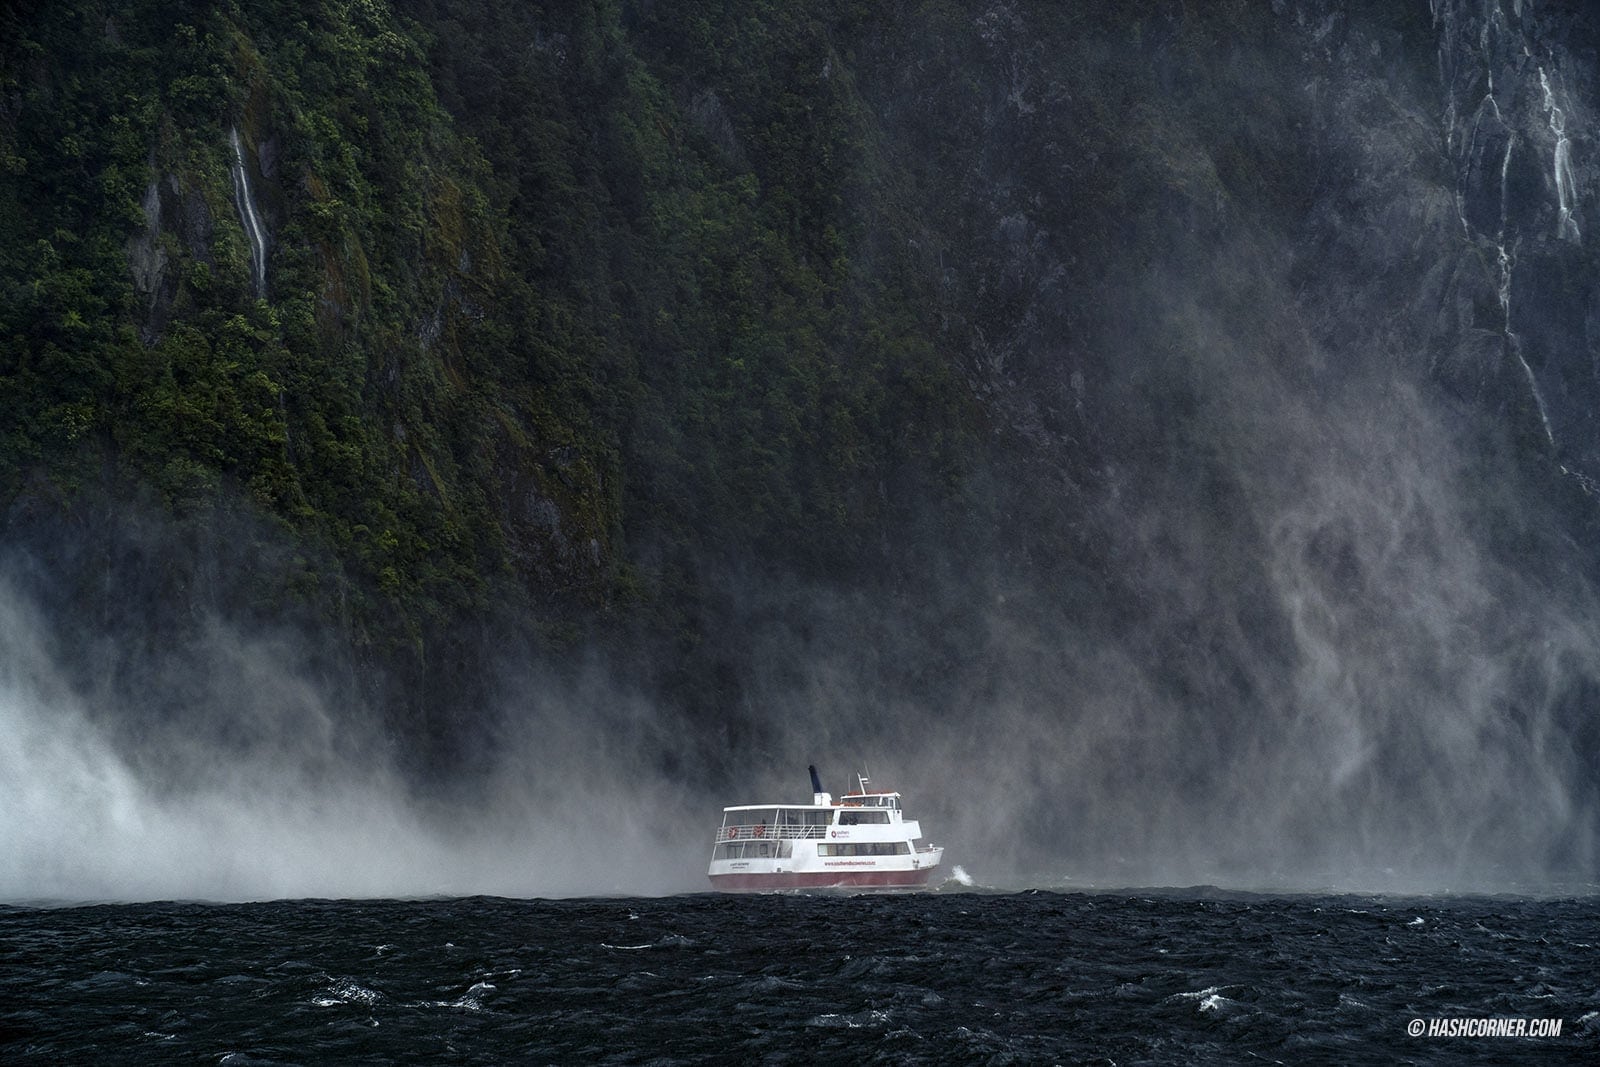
[{"left": 707, "top": 766, "right": 945, "bottom": 891}]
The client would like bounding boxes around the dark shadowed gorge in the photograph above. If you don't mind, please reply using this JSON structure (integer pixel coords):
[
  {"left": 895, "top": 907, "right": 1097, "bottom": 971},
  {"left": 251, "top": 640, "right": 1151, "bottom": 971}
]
[{"left": 1, "top": 0, "right": 1598, "bottom": 897}]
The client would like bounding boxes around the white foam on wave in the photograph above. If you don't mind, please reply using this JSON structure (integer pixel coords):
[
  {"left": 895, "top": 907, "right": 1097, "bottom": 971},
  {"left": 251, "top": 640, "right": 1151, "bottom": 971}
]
[
  {"left": 1169, "top": 985, "right": 1241, "bottom": 1014},
  {"left": 807, "top": 1009, "right": 892, "bottom": 1029},
  {"left": 313, "top": 976, "right": 383, "bottom": 1008},
  {"left": 602, "top": 933, "right": 691, "bottom": 950}
]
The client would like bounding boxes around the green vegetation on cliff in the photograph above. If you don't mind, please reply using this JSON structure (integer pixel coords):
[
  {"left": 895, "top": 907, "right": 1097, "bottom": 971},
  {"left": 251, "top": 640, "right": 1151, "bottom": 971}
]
[
  {"left": 0, "top": 0, "right": 983, "bottom": 742},
  {"left": 0, "top": 0, "right": 1503, "bottom": 770}
]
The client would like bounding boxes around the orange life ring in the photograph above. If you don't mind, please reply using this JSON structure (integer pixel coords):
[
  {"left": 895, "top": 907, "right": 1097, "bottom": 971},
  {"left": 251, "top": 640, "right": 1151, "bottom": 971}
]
[
  {"left": 754, "top": 824, "right": 765, "bottom": 838},
  {"left": 725, "top": 827, "right": 736, "bottom": 839}
]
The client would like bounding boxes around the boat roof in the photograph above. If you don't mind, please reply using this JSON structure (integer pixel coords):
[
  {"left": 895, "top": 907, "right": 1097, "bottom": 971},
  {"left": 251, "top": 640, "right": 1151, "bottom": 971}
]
[{"left": 721, "top": 793, "right": 900, "bottom": 812}]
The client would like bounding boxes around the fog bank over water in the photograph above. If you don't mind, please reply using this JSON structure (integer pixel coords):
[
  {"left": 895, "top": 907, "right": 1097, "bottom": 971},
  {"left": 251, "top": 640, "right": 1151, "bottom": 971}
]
[
  {"left": 0, "top": 586, "right": 713, "bottom": 902},
  {"left": 4, "top": 535, "right": 1594, "bottom": 905}
]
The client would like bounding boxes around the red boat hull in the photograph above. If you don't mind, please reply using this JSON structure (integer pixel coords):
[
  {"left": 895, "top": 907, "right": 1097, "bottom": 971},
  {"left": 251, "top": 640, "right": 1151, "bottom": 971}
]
[{"left": 709, "top": 867, "right": 938, "bottom": 891}]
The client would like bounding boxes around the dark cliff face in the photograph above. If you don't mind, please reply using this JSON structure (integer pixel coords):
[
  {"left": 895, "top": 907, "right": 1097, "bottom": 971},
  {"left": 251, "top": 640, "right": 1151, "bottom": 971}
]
[
  {"left": 709, "top": 0, "right": 1600, "bottom": 880},
  {"left": 1, "top": 1, "right": 1597, "bottom": 886}
]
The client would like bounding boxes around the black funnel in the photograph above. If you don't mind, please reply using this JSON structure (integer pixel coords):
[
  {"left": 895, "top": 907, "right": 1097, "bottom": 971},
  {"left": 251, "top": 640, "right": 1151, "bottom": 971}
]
[{"left": 808, "top": 765, "right": 824, "bottom": 794}]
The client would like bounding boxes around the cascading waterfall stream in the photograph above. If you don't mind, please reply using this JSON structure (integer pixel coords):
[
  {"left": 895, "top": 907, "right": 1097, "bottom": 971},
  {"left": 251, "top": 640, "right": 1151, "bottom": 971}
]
[
  {"left": 229, "top": 126, "right": 268, "bottom": 299},
  {"left": 1435, "top": 0, "right": 1567, "bottom": 452},
  {"left": 1494, "top": 116, "right": 1556, "bottom": 451},
  {"left": 1538, "top": 67, "right": 1581, "bottom": 242}
]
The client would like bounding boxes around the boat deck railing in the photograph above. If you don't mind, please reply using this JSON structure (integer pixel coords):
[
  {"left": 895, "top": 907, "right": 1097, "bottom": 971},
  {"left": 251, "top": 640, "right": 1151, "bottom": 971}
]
[{"left": 716, "top": 824, "right": 828, "bottom": 843}]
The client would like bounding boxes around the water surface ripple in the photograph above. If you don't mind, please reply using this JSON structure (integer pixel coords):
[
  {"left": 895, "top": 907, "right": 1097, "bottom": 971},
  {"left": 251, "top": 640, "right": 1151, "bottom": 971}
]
[{"left": 3, "top": 891, "right": 1596, "bottom": 1063}]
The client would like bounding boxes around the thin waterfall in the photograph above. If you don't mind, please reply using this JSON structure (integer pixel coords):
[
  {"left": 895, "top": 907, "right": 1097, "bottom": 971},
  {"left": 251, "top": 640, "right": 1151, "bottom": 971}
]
[
  {"left": 1493, "top": 124, "right": 1556, "bottom": 448},
  {"left": 229, "top": 126, "right": 268, "bottom": 298},
  {"left": 1539, "top": 68, "right": 1581, "bottom": 241},
  {"left": 1436, "top": 1, "right": 1572, "bottom": 454}
]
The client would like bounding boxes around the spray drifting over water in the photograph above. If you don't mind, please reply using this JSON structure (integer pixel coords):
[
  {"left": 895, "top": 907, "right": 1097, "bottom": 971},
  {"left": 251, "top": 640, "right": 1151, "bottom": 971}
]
[{"left": 0, "top": 584, "right": 706, "bottom": 902}]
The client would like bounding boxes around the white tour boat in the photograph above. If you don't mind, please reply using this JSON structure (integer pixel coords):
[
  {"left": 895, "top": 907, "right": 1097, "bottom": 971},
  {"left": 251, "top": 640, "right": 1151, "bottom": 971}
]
[{"left": 707, "top": 766, "right": 945, "bottom": 891}]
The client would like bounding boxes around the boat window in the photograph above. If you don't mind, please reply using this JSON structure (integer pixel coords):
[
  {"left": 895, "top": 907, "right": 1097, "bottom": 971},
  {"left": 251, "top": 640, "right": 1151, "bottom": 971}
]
[
  {"left": 727, "top": 809, "right": 780, "bottom": 827},
  {"left": 819, "top": 842, "right": 912, "bottom": 857},
  {"left": 780, "top": 808, "right": 823, "bottom": 825},
  {"left": 838, "top": 810, "right": 890, "bottom": 826}
]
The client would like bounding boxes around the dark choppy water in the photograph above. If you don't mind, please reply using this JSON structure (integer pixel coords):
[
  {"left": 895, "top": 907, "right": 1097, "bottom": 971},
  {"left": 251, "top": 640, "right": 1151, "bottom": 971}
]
[{"left": 3, "top": 890, "right": 1596, "bottom": 1064}]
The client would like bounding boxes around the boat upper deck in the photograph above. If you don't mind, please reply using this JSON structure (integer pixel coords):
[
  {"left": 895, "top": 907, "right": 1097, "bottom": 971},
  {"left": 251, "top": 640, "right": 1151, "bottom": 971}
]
[
  {"left": 722, "top": 793, "right": 901, "bottom": 813},
  {"left": 717, "top": 790, "right": 920, "bottom": 844}
]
